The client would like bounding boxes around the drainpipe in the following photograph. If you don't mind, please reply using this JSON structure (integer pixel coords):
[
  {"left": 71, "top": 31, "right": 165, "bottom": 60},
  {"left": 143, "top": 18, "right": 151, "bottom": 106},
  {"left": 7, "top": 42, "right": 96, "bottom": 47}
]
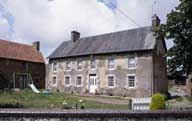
[{"left": 151, "top": 52, "right": 154, "bottom": 96}]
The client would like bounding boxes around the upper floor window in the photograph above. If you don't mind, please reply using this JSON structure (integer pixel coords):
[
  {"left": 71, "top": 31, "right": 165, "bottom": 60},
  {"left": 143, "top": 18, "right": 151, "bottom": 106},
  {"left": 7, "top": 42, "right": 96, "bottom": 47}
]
[
  {"left": 108, "top": 76, "right": 115, "bottom": 87},
  {"left": 108, "top": 58, "right": 114, "bottom": 69},
  {"left": 52, "top": 76, "right": 57, "bottom": 86},
  {"left": 128, "top": 57, "right": 136, "bottom": 69},
  {"left": 65, "top": 76, "right": 71, "bottom": 86},
  {"left": 66, "top": 61, "right": 71, "bottom": 71},
  {"left": 128, "top": 76, "right": 135, "bottom": 88},
  {"left": 53, "top": 62, "right": 58, "bottom": 72},
  {"left": 76, "top": 76, "right": 82, "bottom": 86},
  {"left": 77, "top": 60, "right": 83, "bottom": 71},
  {"left": 90, "top": 58, "right": 96, "bottom": 69}
]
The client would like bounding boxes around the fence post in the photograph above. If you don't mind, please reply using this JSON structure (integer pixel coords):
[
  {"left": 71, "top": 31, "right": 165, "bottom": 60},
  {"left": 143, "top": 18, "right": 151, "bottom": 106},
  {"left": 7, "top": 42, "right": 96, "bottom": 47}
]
[{"left": 128, "top": 99, "right": 132, "bottom": 110}]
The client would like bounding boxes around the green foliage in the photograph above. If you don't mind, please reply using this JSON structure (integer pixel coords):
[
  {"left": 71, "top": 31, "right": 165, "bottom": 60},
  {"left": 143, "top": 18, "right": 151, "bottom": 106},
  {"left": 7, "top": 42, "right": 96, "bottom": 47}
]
[
  {"left": 150, "top": 93, "right": 165, "bottom": 110},
  {"left": 156, "top": 0, "right": 192, "bottom": 78},
  {"left": 176, "top": 97, "right": 183, "bottom": 102}
]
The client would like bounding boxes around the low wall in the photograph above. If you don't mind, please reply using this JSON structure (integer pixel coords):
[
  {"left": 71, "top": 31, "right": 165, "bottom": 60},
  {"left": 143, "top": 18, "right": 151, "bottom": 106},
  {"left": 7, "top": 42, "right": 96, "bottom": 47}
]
[{"left": 0, "top": 109, "right": 191, "bottom": 121}]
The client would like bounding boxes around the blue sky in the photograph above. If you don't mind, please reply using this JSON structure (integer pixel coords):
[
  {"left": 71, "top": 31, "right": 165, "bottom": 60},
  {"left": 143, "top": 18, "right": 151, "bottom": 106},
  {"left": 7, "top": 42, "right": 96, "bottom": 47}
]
[{"left": 0, "top": 0, "right": 179, "bottom": 59}]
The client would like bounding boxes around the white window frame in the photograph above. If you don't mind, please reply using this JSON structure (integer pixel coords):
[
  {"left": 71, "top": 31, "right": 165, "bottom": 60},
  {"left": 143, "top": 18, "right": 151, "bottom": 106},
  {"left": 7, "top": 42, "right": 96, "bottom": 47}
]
[
  {"left": 77, "top": 60, "right": 83, "bottom": 71},
  {"left": 65, "top": 61, "right": 71, "bottom": 71},
  {"left": 64, "top": 75, "right": 71, "bottom": 86},
  {"left": 127, "top": 74, "right": 136, "bottom": 89},
  {"left": 76, "top": 75, "right": 83, "bottom": 87},
  {"left": 52, "top": 76, "right": 57, "bottom": 86},
  {"left": 90, "top": 58, "right": 97, "bottom": 70},
  {"left": 108, "top": 58, "right": 115, "bottom": 70},
  {"left": 52, "top": 62, "right": 58, "bottom": 72},
  {"left": 128, "top": 57, "right": 136, "bottom": 70},
  {"left": 107, "top": 75, "right": 115, "bottom": 87}
]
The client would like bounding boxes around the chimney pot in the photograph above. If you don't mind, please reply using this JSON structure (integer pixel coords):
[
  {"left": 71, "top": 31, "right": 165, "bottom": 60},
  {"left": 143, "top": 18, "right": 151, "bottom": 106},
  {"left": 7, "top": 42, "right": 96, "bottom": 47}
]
[
  {"left": 152, "top": 14, "right": 161, "bottom": 28},
  {"left": 33, "top": 41, "right": 40, "bottom": 51},
  {"left": 71, "top": 31, "right": 80, "bottom": 42}
]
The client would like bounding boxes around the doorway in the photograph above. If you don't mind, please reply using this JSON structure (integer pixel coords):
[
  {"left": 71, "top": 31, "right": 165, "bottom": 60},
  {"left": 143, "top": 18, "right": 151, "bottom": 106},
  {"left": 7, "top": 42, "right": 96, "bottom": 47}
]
[{"left": 89, "top": 74, "right": 97, "bottom": 93}]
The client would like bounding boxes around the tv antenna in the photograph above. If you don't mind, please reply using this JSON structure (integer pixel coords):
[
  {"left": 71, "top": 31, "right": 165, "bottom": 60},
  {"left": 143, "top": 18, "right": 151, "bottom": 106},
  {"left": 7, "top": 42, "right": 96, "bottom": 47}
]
[{"left": 152, "top": 0, "right": 157, "bottom": 16}]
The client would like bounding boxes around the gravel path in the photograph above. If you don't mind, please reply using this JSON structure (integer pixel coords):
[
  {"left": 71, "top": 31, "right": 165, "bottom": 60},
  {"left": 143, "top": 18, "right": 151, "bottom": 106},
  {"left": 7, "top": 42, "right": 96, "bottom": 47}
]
[{"left": 75, "top": 95, "right": 129, "bottom": 105}]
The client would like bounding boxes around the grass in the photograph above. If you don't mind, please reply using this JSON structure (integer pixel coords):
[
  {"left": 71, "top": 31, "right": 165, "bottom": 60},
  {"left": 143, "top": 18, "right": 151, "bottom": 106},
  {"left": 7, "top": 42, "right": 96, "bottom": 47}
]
[
  {"left": 0, "top": 90, "right": 128, "bottom": 109},
  {"left": 175, "top": 97, "right": 183, "bottom": 102},
  {"left": 185, "top": 96, "right": 192, "bottom": 102}
]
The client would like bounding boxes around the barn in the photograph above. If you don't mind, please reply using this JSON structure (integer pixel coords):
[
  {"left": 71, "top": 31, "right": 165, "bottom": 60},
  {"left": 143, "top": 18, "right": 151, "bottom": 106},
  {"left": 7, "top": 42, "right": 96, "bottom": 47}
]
[{"left": 0, "top": 39, "right": 45, "bottom": 89}]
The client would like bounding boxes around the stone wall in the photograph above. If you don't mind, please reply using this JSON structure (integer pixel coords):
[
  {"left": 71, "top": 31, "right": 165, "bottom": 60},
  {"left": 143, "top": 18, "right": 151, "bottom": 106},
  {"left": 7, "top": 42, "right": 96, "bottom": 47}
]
[
  {"left": 47, "top": 50, "right": 167, "bottom": 97},
  {"left": 152, "top": 39, "right": 168, "bottom": 94},
  {"left": 0, "top": 109, "right": 191, "bottom": 121}
]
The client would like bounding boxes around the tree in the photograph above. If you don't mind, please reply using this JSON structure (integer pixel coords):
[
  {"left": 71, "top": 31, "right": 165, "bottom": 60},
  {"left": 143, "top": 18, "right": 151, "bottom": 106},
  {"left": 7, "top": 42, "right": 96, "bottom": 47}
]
[{"left": 156, "top": 0, "right": 192, "bottom": 78}]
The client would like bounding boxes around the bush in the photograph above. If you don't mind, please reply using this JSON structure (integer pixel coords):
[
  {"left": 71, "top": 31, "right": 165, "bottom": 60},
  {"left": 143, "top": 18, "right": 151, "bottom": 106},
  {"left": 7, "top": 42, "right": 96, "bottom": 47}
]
[{"left": 150, "top": 93, "right": 165, "bottom": 110}]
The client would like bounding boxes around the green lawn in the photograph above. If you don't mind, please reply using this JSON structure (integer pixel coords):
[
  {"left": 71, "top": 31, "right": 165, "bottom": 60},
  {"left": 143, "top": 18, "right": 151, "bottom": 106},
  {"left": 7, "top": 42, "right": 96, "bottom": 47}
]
[{"left": 0, "top": 90, "right": 128, "bottom": 109}]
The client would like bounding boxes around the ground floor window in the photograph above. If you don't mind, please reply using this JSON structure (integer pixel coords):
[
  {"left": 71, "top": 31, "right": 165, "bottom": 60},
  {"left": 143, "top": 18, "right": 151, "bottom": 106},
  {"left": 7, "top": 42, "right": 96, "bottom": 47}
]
[
  {"left": 76, "top": 76, "right": 82, "bottom": 86},
  {"left": 108, "top": 76, "right": 115, "bottom": 87},
  {"left": 65, "top": 76, "right": 71, "bottom": 86},
  {"left": 128, "top": 76, "right": 135, "bottom": 88},
  {"left": 52, "top": 76, "right": 57, "bottom": 86}
]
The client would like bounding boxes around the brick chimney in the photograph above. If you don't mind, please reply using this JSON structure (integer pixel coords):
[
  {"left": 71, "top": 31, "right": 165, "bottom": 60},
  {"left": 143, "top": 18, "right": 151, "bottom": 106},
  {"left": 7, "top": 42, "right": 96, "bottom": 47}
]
[
  {"left": 71, "top": 31, "right": 80, "bottom": 42},
  {"left": 33, "top": 41, "right": 40, "bottom": 51},
  {"left": 152, "top": 14, "right": 160, "bottom": 28}
]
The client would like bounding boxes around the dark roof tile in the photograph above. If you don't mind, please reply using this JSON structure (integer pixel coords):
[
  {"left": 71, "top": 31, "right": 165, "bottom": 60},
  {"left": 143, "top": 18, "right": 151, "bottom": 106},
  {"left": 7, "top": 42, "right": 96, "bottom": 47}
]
[{"left": 48, "top": 26, "right": 156, "bottom": 59}]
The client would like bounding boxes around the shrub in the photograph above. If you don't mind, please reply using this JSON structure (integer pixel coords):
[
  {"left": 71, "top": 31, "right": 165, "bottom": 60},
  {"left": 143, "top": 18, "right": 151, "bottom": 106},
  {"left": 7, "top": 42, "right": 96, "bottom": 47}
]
[{"left": 150, "top": 93, "right": 165, "bottom": 110}]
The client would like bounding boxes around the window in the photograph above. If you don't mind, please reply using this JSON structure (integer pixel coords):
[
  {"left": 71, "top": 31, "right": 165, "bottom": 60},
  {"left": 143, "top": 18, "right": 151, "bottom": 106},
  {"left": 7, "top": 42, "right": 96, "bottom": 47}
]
[
  {"left": 53, "top": 62, "right": 58, "bottom": 72},
  {"left": 128, "top": 57, "right": 136, "bottom": 69},
  {"left": 128, "top": 76, "right": 135, "bottom": 88},
  {"left": 108, "top": 58, "right": 114, "bottom": 69},
  {"left": 52, "top": 76, "right": 57, "bottom": 86},
  {"left": 90, "top": 58, "right": 96, "bottom": 69},
  {"left": 108, "top": 76, "right": 115, "bottom": 87},
  {"left": 77, "top": 61, "right": 83, "bottom": 70},
  {"left": 76, "top": 76, "right": 82, "bottom": 86},
  {"left": 66, "top": 61, "right": 71, "bottom": 71},
  {"left": 65, "top": 76, "right": 71, "bottom": 85}
]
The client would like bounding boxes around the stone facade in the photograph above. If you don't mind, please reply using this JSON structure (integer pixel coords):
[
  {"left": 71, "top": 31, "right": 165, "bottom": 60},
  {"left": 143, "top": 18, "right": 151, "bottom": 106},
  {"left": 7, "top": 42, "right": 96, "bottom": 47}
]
[{"left": 47, "top": 39, "right": 167, "bottom": 97}]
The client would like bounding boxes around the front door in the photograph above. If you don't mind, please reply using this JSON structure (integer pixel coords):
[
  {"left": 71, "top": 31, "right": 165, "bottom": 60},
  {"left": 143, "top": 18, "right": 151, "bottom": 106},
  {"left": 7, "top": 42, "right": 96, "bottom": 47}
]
[{"left": 89, "top": 75, "right": 97, "bottom": 93}]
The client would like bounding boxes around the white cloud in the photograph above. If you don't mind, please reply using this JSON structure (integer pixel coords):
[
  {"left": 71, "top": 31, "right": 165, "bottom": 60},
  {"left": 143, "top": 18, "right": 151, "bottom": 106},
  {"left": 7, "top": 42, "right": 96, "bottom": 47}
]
[
  {"left": 0, "top": 0, "right": 180, "bottom": 57},
  {"left": 2, "top": 0, "right": 117, "bottom": 57},
  {"left": 0, "top": 17, "right": 9, "bottom": 39}
]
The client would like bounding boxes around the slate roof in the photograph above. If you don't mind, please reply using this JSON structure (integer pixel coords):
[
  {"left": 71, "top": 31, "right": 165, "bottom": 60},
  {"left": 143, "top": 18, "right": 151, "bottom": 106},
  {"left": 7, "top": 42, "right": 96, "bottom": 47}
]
[
  {"left": 48, "top": 26, "right": 157, "bottom": 59},
  {"left": 0, "top": 39, "right": 45, "bottom": 63}
]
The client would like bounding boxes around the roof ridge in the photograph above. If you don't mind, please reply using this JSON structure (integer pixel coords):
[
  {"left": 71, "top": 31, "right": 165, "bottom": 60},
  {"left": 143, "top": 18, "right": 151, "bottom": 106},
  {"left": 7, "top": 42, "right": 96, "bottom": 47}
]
[
  {"left": 0, "top": 39, "right": 33, "bottom": 48},
  {"left": 61, "top": 26, "right": 152, "bottom": 42},
  {"left": 79, "top": 26, "right": 152, "bottom": 40},
  {"left": 0, "top": 39, "right": 45, "bottom": 63},
  {"left": 48, "top": 26, "right": 155, "bottom": 59}
]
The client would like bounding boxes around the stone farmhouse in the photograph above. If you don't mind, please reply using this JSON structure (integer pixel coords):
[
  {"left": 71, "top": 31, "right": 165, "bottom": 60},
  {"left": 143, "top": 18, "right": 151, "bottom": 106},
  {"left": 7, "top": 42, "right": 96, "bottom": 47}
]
[
  {"left": 0, "top": 40, "right": 45, "bottom": 89},
  {"left": 47, "top": 15, "right": 168, "bottom": 97}
]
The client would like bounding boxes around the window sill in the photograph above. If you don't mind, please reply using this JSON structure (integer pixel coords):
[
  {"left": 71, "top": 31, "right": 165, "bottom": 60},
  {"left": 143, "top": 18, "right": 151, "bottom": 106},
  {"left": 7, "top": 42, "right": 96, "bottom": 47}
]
[
  {"left": 52, "top": 84, "right": 57, "bottom": 87},
  {"left": 128, "top": 68, "right": 136, "bottom": 70},
  {"left": 76, "top": 85, "right": 83, "bottom": 87},
  {"left": 107, "top": 68, "right": 115, "bottom": 70},
  {"left": 127, "top": 87, "right": 136, "bottom": 90},
  {"left": 65, "top": 84, "right": 72, "bottom": 87},
  {"left": 65, "top": 70, "right": 71, "bottom": 72},
  {"left": 108, "top": 86, "right": 115, "bottom": 88}
]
